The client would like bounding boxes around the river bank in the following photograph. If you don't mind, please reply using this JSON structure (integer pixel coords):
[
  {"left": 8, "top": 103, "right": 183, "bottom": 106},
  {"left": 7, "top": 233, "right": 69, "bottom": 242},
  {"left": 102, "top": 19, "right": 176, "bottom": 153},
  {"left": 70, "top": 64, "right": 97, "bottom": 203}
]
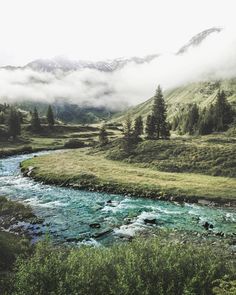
[
  {"left": 20, "top": 148, "right": 236, "bottom": 206},
  {"left": 0, "top": 196, "right": 44, "bottom": 237}
]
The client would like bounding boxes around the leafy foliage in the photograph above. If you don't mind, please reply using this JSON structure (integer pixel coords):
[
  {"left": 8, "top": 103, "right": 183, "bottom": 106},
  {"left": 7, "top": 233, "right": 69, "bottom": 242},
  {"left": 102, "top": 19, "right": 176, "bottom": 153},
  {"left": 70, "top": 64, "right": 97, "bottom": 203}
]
[
  {"left": 8, "top": 238, "right": 235, "bottom": 295},
  {"left": 64, "top": 139, "right": 86, "bottom": 149}
]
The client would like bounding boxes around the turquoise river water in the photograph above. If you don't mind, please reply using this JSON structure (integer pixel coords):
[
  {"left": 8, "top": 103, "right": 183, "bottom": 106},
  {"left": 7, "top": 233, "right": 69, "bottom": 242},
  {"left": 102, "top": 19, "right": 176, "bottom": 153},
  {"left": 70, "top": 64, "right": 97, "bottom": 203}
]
[{"left": 0, "top": 151, "right": 235, "bottom": 246}]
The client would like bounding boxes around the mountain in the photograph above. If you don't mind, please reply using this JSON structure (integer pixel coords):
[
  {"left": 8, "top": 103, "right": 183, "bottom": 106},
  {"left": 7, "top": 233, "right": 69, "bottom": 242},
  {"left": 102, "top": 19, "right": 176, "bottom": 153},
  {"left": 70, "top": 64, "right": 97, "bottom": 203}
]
[
  {"left": 112, "top": 79, "right": 236, "bottom": 123},
  {"left": 177, "top": 27, "right": 223, "bottom": 54},
  {"left": 1, "top": 27, "right": 223, "bottom": 73},
  {"left": 1, "top": 55, "right": 160, "bottom": 73}
]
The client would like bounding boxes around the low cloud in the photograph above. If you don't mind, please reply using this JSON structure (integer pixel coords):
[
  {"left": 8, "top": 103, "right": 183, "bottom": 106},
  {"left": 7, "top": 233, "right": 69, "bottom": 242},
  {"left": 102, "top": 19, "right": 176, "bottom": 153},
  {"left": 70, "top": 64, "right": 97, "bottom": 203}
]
[{"left": 0, "top": 28, "right": 236, "bottom": 110}]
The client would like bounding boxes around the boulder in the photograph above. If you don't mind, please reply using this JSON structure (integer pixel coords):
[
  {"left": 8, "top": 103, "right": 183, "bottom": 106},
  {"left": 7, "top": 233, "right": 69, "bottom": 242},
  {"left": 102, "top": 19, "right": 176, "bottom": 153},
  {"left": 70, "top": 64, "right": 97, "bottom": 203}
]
[
  {"left": 144, "top": 218, "right": 157, "bottom": 225},
  {"left": 203, "top": 222, "right": 214, "bottom": 230},
  {"left": 89, "top": 223, "right": 101, "bottom": 229}
]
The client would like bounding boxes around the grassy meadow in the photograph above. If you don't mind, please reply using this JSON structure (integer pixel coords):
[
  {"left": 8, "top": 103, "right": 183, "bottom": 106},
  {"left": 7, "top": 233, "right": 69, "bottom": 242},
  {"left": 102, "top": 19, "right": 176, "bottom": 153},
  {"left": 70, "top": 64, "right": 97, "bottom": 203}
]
[
  {"left": 0, "top": 123, "right": 122, "bottom": 158},
  {"left": 21, "top": 142, "right": 236, "bottom": 203}
]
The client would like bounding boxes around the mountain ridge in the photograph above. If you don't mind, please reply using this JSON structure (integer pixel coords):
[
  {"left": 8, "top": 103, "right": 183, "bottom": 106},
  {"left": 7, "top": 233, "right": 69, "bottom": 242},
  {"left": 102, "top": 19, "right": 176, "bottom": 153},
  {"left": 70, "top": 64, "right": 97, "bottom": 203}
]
[{"left": 0, "top": 27, "right": 223, "bottom": 73}]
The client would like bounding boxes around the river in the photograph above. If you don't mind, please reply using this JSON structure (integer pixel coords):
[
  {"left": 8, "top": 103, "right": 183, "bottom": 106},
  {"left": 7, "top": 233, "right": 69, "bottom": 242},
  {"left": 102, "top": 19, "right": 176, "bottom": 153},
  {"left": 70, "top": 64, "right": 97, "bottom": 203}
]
[{"left": 0, "top": 151, "right": 235, "bottom": 246}]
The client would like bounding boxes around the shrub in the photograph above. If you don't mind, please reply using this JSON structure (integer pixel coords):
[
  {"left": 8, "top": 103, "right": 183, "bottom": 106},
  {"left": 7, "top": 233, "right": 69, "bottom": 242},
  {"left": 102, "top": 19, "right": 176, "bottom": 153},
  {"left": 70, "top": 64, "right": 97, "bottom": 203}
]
[
  {"left": 63, "top": 139, "right": 85, "bottom": 149},
  {"left": 11, "top": 238, "right": 235, "bottom": 295}
]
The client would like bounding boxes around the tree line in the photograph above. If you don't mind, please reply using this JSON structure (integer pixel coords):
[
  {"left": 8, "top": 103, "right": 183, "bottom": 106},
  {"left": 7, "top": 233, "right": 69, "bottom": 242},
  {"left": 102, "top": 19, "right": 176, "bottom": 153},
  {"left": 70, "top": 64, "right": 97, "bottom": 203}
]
[
  {"left": 99, "top": 86, "right": 235, "bottom": 150},
  {"left": 172, "top": 90, "right": 235, "bottom": 135},
  {"left": 98, "top": 86, "right": 170, "bottom": 152},
  {"left": 2, "top": 105, "right": 55, "bottom": 140}
]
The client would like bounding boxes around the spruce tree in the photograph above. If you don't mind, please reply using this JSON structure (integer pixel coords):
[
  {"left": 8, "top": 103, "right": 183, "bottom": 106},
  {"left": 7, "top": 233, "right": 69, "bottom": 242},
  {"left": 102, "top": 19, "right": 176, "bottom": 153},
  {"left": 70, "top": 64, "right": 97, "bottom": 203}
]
[
  {"left": 185, "top": 104, "right": 199, "bottom": 134},
  {"left": 152, "top": 85, "right": 170, "bottom": 139},
  {"left": 133, "top": 116, "right": 143, "bottom": 141},
  {"left": 98, "top": 125, "right": 109, "bottom": 146},
  {"left": 8, "top": 108, "right": 21, "bottom": 140},
  {"left": 123, "top": 114, "right": 133, "bottom": 154},
  {"left": 145, "top": 114, "right": 156, "bottom": 139},
  {"left": 214, "top": 90, "right": 234, "bottom": 131},
  {"left": 31, "top": 107, "right": 41, "bottom": 132},
  {"left": 47, "top": 105, "right": 55, "bottom": 127}
]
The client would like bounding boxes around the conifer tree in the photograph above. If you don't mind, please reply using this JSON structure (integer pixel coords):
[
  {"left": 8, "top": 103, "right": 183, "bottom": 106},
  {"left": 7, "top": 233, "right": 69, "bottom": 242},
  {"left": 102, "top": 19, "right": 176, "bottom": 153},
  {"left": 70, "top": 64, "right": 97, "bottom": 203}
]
[
  {"left": 145, "top": 114, "right": 156, "bottom": 139},
  {"left": 214, "top": 90, "right": 234, "bottom": 131},
  {"left": 133, "top": 116, "right": 143, "bottom": 141},
  {"left": 8, "top": 108, "right": 21, "bottom": 140},
  {"left": 98, "top": 125, "right": 109, "bottom": 146},
  {"left": 31, "top": 107, "right": 41, "bottom": 132},
  {"left": 47, "top": 105, "right": 55, "bottom": 127},
  {"left": 184, "top": 104, "right": 199, "bottom": 134},
  {"left": 152, "top": 85, "right": 170, "bottom": 139},
  {"left": 123, "top": 114, "right": 133, "bottom": 154}
]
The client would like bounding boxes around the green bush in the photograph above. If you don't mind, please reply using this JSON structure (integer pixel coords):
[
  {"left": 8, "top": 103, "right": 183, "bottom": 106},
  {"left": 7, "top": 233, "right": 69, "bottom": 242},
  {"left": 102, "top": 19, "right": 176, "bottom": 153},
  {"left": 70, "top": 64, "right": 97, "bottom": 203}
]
[
  {"left": 63, "top": 139, "right": 85, "bottom": 149},
  {"left": 10, "top": 238, "right": 235, "bottom": 295}
]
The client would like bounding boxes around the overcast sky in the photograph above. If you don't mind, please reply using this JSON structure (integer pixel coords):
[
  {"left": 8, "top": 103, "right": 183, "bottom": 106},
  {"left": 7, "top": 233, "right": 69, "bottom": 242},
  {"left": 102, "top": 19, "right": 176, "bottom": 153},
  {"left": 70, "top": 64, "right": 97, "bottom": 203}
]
[{"left": 0, "top": 0, "right": 235, "bottom": 66}]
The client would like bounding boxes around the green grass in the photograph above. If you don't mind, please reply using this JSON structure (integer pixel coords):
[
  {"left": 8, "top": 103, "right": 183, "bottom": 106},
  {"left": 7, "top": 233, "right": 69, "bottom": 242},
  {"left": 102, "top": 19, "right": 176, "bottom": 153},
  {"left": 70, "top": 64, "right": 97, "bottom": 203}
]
[
  {"left": 21, "top": 147, "right": 236, "bottom": 203},
  {"left": 0, "top": 124, "right": 122, "bottom": 158}
]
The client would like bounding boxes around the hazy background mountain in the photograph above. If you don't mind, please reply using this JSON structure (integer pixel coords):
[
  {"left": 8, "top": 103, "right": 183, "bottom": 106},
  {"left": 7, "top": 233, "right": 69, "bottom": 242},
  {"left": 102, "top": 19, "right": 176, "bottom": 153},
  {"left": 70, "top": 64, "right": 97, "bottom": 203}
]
[{"left": 1, "top": 27, "right": 236, "bottom": 123}]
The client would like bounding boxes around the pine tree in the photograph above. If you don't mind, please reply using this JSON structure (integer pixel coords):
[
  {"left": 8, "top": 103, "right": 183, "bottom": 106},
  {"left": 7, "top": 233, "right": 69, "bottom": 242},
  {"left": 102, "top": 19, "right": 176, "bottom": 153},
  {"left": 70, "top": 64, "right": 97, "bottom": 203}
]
[
  {"left": 152, "top": 85, "right": 170, "bottom": 139},
  {"left": 123, "top": 114, "right": 133, "bottom": 154},
  {"left": 31, "top": 107, "right": 41, "bottom": 132},
  {"left": 184, "top": 104, "right": 199, "bottom": 134},
  {"left": 47, "top": 105, "right": 55, "bottom": 127},
  {"left": 214, "top": 90, "right": 234, "bottom": 131},
  {"left": 198, "top": 105, "right": 214, "bottom": 135},
  {"left": 8, "top": 108, "right": 21, "bottom": 140},
  {"left": 98, "top": 125, "right": 109, "bottom": 146},
  {"left": 133, "top": 116, "right": 143, "bottom": 141},
  {"left": 145, "top": 114, "right": 156, "bottom": 139}
]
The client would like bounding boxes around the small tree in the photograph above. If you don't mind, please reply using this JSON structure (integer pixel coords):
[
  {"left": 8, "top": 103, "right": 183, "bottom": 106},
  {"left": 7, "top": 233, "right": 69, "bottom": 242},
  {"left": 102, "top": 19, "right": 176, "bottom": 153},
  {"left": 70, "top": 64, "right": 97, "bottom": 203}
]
[
  {"left": 47, "top": 105, "right": 55, "bottom": 127},
  {"left": 98, "top": 125, "right": 109, "bottom": 146},
  {"left": 145, "top": 114, "right": 156, "bottom": 139},
  {"left": 31, "top": 107, "right": 41, "bottom": 133},
  {"left": 8, "top": 108, "right": 21, "bottom": 140},
  {"left": 133, "top": 116, "right": 143, "bottom": 141}
]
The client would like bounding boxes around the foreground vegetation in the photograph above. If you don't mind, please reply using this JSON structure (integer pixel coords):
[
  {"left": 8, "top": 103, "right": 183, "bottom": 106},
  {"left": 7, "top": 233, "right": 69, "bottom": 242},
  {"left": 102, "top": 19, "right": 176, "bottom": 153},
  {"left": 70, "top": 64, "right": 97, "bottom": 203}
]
[
  {"left": 0, "top": 236, "right": 235, "bottom": 295},
  {"left": 0, "top": 198, "right": 235, "bottom": 295},
  {"left": 21, "top": 147, "right": 236, "bottom": 203}
]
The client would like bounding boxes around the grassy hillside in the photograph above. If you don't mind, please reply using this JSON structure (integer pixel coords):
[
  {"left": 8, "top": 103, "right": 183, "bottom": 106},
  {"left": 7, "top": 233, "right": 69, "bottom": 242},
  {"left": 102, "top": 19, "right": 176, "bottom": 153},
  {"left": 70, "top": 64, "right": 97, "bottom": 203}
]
[{"left": 113, "top": 79, "right": 236, "bottom": 123}]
